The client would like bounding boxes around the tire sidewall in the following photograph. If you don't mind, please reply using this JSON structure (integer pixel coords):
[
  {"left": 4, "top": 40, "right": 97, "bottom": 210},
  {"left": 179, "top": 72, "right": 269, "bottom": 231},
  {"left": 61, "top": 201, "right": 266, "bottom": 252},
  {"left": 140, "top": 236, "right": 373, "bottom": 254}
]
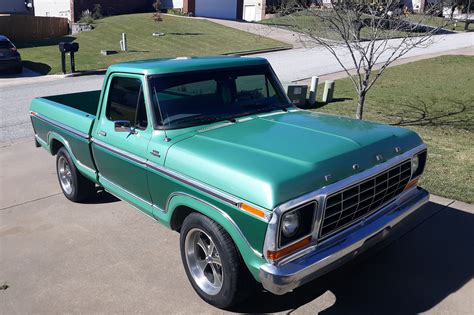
[
  {"left": 179, "top": 214, "right": 239, "bottom": 309},
  {"left": 56, "top": 147, "right": 79, "bottom": 201}
]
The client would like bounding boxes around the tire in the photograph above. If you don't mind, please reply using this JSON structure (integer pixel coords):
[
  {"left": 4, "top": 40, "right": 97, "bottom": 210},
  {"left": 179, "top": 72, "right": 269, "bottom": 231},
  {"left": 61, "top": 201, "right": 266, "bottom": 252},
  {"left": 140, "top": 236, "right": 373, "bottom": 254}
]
[
  {"left": 14, "top": 65, "right": 23, "bottom": 74},
  {"left": 56, "top": 147, "right": 95, "bottom": 202},
  {"left": 180, "top": 213, "right": 256, "bottom": 309}
]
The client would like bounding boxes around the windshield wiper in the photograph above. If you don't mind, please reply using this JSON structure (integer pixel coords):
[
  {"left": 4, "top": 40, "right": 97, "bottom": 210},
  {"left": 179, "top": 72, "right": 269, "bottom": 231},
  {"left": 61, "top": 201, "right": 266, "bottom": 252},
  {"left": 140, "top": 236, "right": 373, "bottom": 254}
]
[
  {"left": 242, "top": 103, "right": 288, "bottom": 115},
  {"left": 171, "top": 114, "right": 236, "bottom": 127}
]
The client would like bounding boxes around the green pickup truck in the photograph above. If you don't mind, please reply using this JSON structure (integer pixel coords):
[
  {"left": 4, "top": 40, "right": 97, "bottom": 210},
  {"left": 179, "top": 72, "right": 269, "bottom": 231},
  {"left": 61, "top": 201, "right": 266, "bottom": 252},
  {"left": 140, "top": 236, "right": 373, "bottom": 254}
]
[{"left": 30, "top": 56, "right": 429, "bottom": 308}]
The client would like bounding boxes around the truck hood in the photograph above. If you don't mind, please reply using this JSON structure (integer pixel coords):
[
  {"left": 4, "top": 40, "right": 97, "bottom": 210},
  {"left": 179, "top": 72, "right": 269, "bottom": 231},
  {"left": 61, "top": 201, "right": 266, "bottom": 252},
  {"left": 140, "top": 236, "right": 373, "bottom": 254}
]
[{"left": 165, "top": 110, "right": 423, "bottom": 209}]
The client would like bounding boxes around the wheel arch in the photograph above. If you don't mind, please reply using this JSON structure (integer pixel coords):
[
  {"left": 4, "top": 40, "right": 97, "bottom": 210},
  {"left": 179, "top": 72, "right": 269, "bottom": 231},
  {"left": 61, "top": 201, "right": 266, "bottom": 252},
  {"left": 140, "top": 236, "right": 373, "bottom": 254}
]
[
  {"left": 46, "top": 131, "right": 97, "bottom": 182},
  {"left": 166, "top": 192, "right": 265, "bottom": 281}
]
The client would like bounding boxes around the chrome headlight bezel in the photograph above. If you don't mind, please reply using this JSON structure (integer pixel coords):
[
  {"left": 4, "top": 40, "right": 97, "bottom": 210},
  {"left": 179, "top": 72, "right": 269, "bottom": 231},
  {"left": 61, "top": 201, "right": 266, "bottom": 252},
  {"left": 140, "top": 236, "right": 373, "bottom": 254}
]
[
  {"left": 278, "top": 201, "right": 317, "bottom": 248},
  {"left": 411, "top": 150, "right": 427, "bottom": 179}
]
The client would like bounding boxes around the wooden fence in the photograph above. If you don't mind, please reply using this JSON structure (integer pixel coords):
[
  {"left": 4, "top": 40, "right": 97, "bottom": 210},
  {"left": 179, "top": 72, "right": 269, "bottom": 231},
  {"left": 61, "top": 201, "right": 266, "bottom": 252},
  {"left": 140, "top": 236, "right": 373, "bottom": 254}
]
[{"left": 0, "top": 15, "right": 69, "bottom": 42}]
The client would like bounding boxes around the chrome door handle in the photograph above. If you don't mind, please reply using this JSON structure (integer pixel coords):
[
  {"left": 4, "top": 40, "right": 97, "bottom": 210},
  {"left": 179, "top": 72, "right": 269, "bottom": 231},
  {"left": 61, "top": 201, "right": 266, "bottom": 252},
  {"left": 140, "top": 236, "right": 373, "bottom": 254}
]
[
  {"left": 98, "top": 131, "right": 107, "bottom": 137},
  {"left": 151, "top": 150, "right": 160, "bottom": 157}
]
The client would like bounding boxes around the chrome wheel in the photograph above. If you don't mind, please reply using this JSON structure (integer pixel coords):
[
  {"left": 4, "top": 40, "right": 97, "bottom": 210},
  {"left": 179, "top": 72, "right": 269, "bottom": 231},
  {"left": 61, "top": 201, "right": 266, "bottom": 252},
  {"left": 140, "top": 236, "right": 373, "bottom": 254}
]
[
  {"left": 185, "top": 228, "right": 223, "bottom": 296},
  {"left": 58, "top": 155, "right": 73, "bottom": 195}
]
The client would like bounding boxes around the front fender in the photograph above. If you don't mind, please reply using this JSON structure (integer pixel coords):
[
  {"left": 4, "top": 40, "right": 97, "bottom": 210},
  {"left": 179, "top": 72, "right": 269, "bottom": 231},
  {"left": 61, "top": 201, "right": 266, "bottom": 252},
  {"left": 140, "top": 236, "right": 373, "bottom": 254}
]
[{"left": 164, "top": 192, "right": 267, "bottom": 281}]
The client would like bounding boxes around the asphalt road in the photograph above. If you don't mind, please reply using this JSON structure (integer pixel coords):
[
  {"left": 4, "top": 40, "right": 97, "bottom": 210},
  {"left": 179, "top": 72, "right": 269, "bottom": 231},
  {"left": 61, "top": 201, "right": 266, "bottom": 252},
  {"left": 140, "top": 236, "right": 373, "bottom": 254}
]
[{"left": 1, "top": 140, "right": 473, "bottom": 314}]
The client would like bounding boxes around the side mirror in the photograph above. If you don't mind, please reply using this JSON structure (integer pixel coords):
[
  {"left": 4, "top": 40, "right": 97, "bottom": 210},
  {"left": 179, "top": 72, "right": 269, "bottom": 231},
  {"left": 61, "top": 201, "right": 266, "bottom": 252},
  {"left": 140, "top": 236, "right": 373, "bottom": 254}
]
[{"left": 114, "top": 120, "right": 136, "bottom": 134}]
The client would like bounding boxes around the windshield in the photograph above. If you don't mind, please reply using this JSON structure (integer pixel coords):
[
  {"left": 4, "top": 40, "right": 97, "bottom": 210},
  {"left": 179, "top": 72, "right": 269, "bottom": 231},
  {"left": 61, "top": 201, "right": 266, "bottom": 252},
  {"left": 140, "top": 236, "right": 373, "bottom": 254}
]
[{"left": 149, "top": 65, "right": 290, "bottom": 129}]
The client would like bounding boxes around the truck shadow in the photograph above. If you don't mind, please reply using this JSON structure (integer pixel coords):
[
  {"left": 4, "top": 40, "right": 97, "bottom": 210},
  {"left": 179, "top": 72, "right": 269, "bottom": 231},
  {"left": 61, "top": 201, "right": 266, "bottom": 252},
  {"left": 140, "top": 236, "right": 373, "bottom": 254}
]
[
  {"left": 235, "top": 201, "right": 474, "bottom": 314},
  {"left": 83, "top": 188, "right": 120, "bottom": 204}
]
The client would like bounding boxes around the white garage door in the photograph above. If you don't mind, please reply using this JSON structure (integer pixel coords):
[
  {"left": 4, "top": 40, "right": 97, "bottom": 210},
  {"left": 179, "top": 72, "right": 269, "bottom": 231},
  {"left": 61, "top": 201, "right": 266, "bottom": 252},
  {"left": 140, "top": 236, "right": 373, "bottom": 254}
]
[{"left": 195, "top": 0, "right": 238, "bottom": 20}]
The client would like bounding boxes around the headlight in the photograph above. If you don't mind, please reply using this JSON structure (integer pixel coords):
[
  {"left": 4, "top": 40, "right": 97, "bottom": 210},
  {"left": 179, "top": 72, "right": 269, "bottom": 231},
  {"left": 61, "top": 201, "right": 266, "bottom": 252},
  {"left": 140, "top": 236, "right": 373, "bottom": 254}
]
[
  {"left": 281, "top": 211, "right": 300, "bottom": 237},
  {"left": 411, "top": 154, "right": 419, "bottom": 175},
  {"left": 279, "top": 202, "right": 316, "bottom": 247},
  {"left": 411, "top": 150, "right": 427, "bottom": 178}
]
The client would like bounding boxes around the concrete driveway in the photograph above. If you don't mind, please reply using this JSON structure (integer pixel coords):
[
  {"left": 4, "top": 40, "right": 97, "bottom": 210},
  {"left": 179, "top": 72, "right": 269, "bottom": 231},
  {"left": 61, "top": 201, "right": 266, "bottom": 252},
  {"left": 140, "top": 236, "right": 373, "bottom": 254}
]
[{"left": 1, "top": 140, "right": 473, "bottom": 314}]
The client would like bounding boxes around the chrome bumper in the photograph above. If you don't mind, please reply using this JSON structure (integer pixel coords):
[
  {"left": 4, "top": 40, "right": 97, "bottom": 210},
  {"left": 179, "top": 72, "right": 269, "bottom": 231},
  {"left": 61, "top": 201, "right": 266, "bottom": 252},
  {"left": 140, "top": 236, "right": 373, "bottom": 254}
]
[{"left": 259, "top": 187, "right": 430, "bottom": 295}]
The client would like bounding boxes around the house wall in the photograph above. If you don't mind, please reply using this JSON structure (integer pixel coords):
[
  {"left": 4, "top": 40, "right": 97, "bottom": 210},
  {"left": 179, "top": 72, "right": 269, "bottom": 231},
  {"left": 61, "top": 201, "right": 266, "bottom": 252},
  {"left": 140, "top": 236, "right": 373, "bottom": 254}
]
[
  {"left": 161, "top": 0, "right": 184, "bottom": 9},
  {"left": 34, "top": 0, "right": 71, "bottom": 20},
  {"left": 243, "top": 0, "right": 264, "bottom": 21},
  {"left": 194, "top": 0, "right": 238, "bottom": 19}
]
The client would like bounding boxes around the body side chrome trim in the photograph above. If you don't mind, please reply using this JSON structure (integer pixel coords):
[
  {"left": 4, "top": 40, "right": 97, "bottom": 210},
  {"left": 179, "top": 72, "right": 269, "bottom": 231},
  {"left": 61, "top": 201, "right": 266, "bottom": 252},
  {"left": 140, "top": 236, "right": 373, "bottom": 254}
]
[
  {"left": 91, "top": 138, "right": 270, "bottom": 221},
  {"left": 147, "top": 161, "right": 241, "bottom": 208},
  {"left": 92, "top": 138, "right": 147, "bottom": 165},
  {"left": 30, "top": 111, "right": 90, "bottom": 140},
  {"left": 100, "top": 175, "right": 159, "bottom": 223},
  {"left": 166, "top": 191, "right": 263, "bottom": 257}
]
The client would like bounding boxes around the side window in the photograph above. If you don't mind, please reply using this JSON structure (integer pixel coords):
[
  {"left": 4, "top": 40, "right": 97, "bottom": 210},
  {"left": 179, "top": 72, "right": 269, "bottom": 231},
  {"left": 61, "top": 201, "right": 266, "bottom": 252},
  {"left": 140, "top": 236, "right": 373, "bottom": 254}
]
[{"left": 106, "top": 77, "right": 148, "bottom": 130}]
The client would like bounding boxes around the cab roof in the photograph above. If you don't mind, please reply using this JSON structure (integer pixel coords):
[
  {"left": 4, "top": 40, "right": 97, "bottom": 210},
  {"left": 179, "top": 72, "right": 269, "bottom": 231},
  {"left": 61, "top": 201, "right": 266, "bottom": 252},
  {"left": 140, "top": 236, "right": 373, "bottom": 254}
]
[{"left": 106, "top": 56, "right": 269, "bottom": 76}]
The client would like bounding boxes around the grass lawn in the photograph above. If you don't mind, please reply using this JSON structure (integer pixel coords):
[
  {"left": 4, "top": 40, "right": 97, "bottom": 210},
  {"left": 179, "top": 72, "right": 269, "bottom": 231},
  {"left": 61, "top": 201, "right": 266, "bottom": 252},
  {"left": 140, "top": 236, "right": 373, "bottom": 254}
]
[
  {"left": 312, "top": 55, "right": 474, "bottom": 203},
  {"left": 262, "top": 12, "right": 473, "bottom": 40},
  {"left": 406, "top": 15, "right": 474, "bottom": 31},
  {"left": 17, "top": 13, "right": 290, "bottom": 75},
  {"left": 261, "top": 13, "right": 413, "bottom": 40}
]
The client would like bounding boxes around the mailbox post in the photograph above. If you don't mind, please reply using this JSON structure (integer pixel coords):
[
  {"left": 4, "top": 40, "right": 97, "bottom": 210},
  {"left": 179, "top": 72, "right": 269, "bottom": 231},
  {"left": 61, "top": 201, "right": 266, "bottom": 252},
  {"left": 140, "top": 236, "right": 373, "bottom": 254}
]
[{"left": 69, "top": 43, "right": 79, "bottom": 73}]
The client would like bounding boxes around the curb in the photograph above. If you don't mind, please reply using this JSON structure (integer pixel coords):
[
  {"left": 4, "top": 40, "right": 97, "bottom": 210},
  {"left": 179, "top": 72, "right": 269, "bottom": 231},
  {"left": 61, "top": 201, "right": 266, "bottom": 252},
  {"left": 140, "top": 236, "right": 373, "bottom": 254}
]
[
  {"left": 62, "top": 69, "right": 107, "bottom": 78},
  {"left": 225, "top": 46, "right": 292, "bottom": 56}
]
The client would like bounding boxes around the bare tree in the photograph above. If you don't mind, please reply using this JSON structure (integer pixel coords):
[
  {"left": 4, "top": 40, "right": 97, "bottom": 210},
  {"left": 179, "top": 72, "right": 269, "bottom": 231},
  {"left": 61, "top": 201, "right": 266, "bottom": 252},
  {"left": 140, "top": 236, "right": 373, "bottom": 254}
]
[
  {"left": 275, "top": 0, "right": 454, "bottom": 119},
  {"left": 153, "top": 0, "right": 163, "bottom": 23}
]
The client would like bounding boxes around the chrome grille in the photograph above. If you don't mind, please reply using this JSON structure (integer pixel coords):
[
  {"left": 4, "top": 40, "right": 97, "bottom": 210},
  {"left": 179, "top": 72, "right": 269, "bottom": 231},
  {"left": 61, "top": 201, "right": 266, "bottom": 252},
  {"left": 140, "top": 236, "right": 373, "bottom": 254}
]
[{"left": 320, "top": 159, "right": 412, "bottom": 239}]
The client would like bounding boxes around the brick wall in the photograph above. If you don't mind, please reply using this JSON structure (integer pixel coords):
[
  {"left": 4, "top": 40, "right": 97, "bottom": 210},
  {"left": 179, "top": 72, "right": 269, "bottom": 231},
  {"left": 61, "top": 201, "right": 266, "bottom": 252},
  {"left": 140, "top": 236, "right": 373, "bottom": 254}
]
[{"left": 71, "top": 0, "right": 155, "bottom": 22}]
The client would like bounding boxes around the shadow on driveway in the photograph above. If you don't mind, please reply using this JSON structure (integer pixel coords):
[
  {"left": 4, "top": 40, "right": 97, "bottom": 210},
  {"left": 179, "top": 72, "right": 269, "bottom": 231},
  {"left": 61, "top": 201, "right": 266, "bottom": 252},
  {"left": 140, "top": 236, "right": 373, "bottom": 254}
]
[{"left": 234, "top": 201, "right": 474, "bottom": 313}]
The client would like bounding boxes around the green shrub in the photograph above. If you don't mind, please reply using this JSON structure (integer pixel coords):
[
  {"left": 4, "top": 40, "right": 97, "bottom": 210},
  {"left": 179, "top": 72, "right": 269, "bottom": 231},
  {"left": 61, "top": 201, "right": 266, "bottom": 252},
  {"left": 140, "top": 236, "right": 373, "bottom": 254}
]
[
  {"left": 168, "top": 8, "right": 186, "bottom": 16},
  {"left": 79, "top": 10, "right": 94, "bottom": 24}
]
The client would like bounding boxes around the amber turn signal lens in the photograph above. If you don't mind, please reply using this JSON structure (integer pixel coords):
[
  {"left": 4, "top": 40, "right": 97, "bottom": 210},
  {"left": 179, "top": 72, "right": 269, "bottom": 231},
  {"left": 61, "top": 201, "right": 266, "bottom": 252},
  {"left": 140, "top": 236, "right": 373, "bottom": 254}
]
[
  {"left": 239, "top": 203, "right": 266, "bottom": 218},
  {"left": 267, "top": 236, "right": 311, "bottom": 261},
  {"left": 405, "top": 177, "right": 419, "bottom": 190}
]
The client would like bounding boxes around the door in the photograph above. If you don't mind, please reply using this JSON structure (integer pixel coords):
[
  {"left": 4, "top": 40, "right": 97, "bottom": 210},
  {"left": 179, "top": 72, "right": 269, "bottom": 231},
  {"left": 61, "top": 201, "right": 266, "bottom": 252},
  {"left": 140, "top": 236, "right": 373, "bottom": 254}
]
[
  {"left": 243, "top": 5, "right": 256, "bottom": 22},
  {"left": 92, "top": 75, "right": 153, "bottom": 213},
  {"left": 195, "top": 0, "right": 237, "bottom": 19}
]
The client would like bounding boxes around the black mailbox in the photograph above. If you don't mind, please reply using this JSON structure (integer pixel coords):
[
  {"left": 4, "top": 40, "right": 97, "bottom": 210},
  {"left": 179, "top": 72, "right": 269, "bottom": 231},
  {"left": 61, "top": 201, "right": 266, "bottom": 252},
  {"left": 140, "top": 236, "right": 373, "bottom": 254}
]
[
  {"left": 59, "top": 42, "right": 80, "bottom": 74},
  {"left": 59, "top": 42, "right": 72, "bottom": 53},
  {"left": 69, "top": 42, "right": 79, "bottom": 53},
  {"left": 59, "top": 42, "right": 79, "bottom": 53}
]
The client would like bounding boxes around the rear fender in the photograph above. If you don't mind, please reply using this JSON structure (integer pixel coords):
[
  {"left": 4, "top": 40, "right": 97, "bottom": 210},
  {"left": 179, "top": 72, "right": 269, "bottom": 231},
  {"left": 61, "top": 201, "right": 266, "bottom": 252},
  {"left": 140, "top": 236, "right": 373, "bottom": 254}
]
[{"left": 47, "top": 132, "right": 97, "bottom": 181}]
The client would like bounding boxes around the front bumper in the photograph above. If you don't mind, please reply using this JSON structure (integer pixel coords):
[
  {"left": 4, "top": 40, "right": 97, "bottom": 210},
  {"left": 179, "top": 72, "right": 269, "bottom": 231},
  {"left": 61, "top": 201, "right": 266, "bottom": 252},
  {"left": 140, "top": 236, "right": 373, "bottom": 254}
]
[{"left": 259, "top": 187, "right": 430, "bottom": 295}]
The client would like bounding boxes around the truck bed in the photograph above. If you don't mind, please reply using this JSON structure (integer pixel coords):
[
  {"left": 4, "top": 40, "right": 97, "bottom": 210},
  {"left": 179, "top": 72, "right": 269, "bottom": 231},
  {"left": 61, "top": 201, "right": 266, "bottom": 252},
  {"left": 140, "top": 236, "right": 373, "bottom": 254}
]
[
  {"left": 42, "top": 91, "right": 101, "bottom": 116},
  {"left": 30, "top": 90, "right": 101, "bottom": 181}
]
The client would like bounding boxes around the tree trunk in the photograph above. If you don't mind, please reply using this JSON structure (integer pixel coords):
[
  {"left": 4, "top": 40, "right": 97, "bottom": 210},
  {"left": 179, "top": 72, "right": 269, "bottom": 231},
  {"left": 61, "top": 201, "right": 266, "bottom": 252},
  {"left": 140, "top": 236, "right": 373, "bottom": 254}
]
[{"left": 356, "top": 92, "right": 366, "bottom": 120}]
